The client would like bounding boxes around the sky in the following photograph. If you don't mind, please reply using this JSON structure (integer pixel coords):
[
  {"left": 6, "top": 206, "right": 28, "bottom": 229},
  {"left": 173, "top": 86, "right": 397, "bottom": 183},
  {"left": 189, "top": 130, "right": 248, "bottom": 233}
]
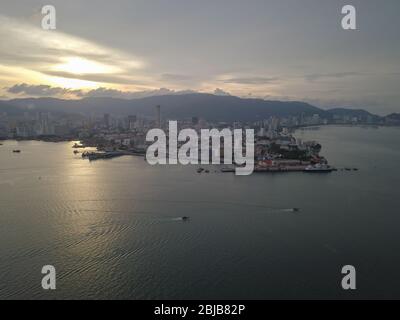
[{"left": 0, "top": 0, "right": 399, "bottom": 115}]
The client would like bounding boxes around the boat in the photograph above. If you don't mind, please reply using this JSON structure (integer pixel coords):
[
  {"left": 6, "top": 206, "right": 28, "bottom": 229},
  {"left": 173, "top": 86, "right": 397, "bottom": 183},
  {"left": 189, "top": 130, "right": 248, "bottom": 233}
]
[
  {"left": 72, "top": 143, "right": 85, "bottom": 149},
  {"left": 87, "top": 151, "right": 125, "bottom": 161},
  {"left": 181, "top": 216, "right": 189, "bottom": 221},
  {"left": 197, "top": 168, "right": 204, "bottom": 173},
  {"left": 13, "top": 150, "right": 21, "bottom": 153},
  {"left": 82, "top": 151, "right": 94, "bottom": 158},
  {"left": 304, "top": 164, "right": 334, "bottom": 173}
]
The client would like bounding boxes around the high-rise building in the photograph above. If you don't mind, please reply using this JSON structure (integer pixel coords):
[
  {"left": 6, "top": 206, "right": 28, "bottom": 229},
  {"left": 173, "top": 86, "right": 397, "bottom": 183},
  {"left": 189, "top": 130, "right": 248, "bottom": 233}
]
[
  {"left": 192, "top": 117, "right": 199, "bottom": 125},
  {"left": 128, "top": 115, "right": 137, "bottom": 131},
  {"left": 104, "top": 113, "right": 111, "bottom": 128},
  {"left": 156, "top": 105, "right": 161, "bottom": 128}
]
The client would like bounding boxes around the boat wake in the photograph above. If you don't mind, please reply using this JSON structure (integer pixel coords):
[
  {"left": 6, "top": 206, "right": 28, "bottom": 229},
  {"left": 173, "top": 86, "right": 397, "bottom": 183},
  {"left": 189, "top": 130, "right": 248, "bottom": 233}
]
[
  {"left": 280, "top": 208, "right": 300, "bottom": 213},
  {"left": 170, "top": 216, "right": 190, "bottom": 222}
]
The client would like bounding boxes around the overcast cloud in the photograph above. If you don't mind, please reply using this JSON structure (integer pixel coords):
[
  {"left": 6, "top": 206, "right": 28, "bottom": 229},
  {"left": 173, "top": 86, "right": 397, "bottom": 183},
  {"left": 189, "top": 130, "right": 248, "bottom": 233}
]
[{"left": 0, "top": 0, "right": 399, "bottom": 114}]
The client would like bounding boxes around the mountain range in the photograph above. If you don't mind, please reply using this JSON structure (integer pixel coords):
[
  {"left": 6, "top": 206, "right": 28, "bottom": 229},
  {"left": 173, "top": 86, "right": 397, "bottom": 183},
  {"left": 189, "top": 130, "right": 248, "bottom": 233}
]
[{"left": 0, "top": 93, "right": 384, "bottom": 122}]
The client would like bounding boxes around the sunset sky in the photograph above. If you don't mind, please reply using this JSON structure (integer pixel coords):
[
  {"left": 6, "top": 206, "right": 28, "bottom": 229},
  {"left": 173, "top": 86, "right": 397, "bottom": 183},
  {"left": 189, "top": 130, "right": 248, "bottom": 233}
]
[{"left": 1, "top": 0, "right": 399, "bottom": 114}]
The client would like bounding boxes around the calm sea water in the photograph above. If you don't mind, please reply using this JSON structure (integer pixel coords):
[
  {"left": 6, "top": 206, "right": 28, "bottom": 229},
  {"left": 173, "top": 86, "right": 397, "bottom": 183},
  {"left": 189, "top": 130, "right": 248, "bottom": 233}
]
[{"left": 1, "top": 125, "right": 400, "bottom": 299}]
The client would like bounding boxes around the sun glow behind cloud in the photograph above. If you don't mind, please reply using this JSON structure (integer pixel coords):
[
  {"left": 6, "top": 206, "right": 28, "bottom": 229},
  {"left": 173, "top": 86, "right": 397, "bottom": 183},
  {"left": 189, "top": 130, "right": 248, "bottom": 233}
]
[
  {"left": 1, "top": 0, "right": 399, "bottom": 114},
  {"left": 52, "top": 57, "right": 121, "bottom": 75},
  {"left": 0, "top": 14, "right": 145, "bottom": 92},
  {"left": 49, "top": 77, "right": 99, "bottom": 90}
]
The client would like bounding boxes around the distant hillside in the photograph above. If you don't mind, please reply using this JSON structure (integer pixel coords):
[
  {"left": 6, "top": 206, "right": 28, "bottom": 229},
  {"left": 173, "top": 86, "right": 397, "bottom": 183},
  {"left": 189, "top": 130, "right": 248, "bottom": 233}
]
[
  {"left": 1, "top": 93, "right": 328, "bottom": 121},
  {"left": 384, "top": 113, "right": 400, "bottom": 124},
  {"left": 0, "top": 100, "right": 26, "bottom": 116},
  {"left": 0, "top": 93, "right": 383, "bottom": 122},
  {"left": 327, "top": 107, "right": 374, "bottom": 117},
  {"left": 386, "top": 113, "right": 400, "bottom": 121},
  {"left": 328, "top": 108, "right": 382, "bottom": 121}
]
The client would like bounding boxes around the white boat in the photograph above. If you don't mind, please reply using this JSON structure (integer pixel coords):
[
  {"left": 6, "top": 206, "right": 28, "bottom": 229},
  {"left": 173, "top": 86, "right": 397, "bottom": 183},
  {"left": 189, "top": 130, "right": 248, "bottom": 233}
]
[{"left": 304, "top": 164, "right": 334, "bottom": 173}]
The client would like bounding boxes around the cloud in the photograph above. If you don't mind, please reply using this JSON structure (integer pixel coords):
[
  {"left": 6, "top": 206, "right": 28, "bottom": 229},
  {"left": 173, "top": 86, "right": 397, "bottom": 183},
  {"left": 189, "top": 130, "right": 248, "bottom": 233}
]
[
  {"left": 263, "top": 94, "right": 297, "bottom": 101},
  {"left": 4, "top": 83, "right": 202, "bottom": 100},
  {"left": 84, "top": 87, "right": 200, "bottom": 99},
  {"left": 0, "top": 14, "right": 145, "bottom": 87},
  {"left": 82, "top": 87, "right": 133, "bottom": 99},
  {"left": 304, "top": 72, "right": 362, "bottom": 82},
  {"left": 214, "top": 88, "right": 231, "bottom": 96},
  {"left": 160, "top": 74, "right": 194, "bottom": 82},
  {"left": 84, "top": 87, "right": 174, "bottom": 99},
  {"left": 220, "top": 77, "right": 279, "bottom": 85},
  {"left": 44, "top": 71, "right": 149, "bottom": 86},
  {"left": 6, "top": 83, "right": 81, "bottom": 97}
]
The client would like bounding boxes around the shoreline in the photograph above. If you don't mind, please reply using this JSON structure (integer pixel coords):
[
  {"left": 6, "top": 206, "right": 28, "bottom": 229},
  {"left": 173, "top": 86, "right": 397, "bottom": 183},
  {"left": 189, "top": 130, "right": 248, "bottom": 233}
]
[{"left": 1, "top": 123, "right": 398, "bottom": 144}]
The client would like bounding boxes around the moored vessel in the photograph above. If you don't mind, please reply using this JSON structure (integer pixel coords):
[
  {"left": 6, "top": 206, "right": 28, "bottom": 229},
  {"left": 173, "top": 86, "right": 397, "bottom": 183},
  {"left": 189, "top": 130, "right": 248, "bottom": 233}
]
[{"left": 303, "top": 164, "right": 334, "bottom": 173}]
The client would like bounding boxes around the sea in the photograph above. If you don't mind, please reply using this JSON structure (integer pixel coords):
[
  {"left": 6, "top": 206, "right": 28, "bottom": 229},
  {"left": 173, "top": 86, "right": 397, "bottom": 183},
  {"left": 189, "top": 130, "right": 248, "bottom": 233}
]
[{"left": 0, "top": 125, "right": 400, "bottom": 299}]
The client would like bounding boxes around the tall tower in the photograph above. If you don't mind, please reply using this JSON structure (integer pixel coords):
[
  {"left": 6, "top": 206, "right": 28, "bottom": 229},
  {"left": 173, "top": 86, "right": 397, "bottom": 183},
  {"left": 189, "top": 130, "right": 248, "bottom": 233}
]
[
  {"left": 104, "top": 113, "right": 111, "bottom": 129},
  {"left": 156, "top": 105, "right": 161, "bottom": 128}
]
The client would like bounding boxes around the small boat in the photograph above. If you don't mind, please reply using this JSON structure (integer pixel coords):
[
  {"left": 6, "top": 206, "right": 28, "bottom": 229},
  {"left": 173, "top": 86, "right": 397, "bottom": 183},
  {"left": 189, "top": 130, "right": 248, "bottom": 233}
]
[
  {"left": 72, "top": 143, "right": 85, "bottom": 149},
  {"left": 197, "top": 168, "right": 204, "bottom": 173},
  {"left": 13, "top": 150, "right": 21, "bottom": 153},
  {"left": 82, "top": 151, "right": 95, "bottom": 158},
  {"left": 181, "top": 216, "right": 189, "bottom": 221},
  {"left": 293, "top": 208, "right": 300, "bottom": 212},
  {"left": 304, "top": 164, "right": 334, "bottom": 173}
]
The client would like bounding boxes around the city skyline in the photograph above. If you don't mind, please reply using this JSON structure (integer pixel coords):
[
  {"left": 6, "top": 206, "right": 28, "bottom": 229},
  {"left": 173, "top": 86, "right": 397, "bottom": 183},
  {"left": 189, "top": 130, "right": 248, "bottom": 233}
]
[{"left": 1, "top": 0, "right": 400, "bottom": 115}]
